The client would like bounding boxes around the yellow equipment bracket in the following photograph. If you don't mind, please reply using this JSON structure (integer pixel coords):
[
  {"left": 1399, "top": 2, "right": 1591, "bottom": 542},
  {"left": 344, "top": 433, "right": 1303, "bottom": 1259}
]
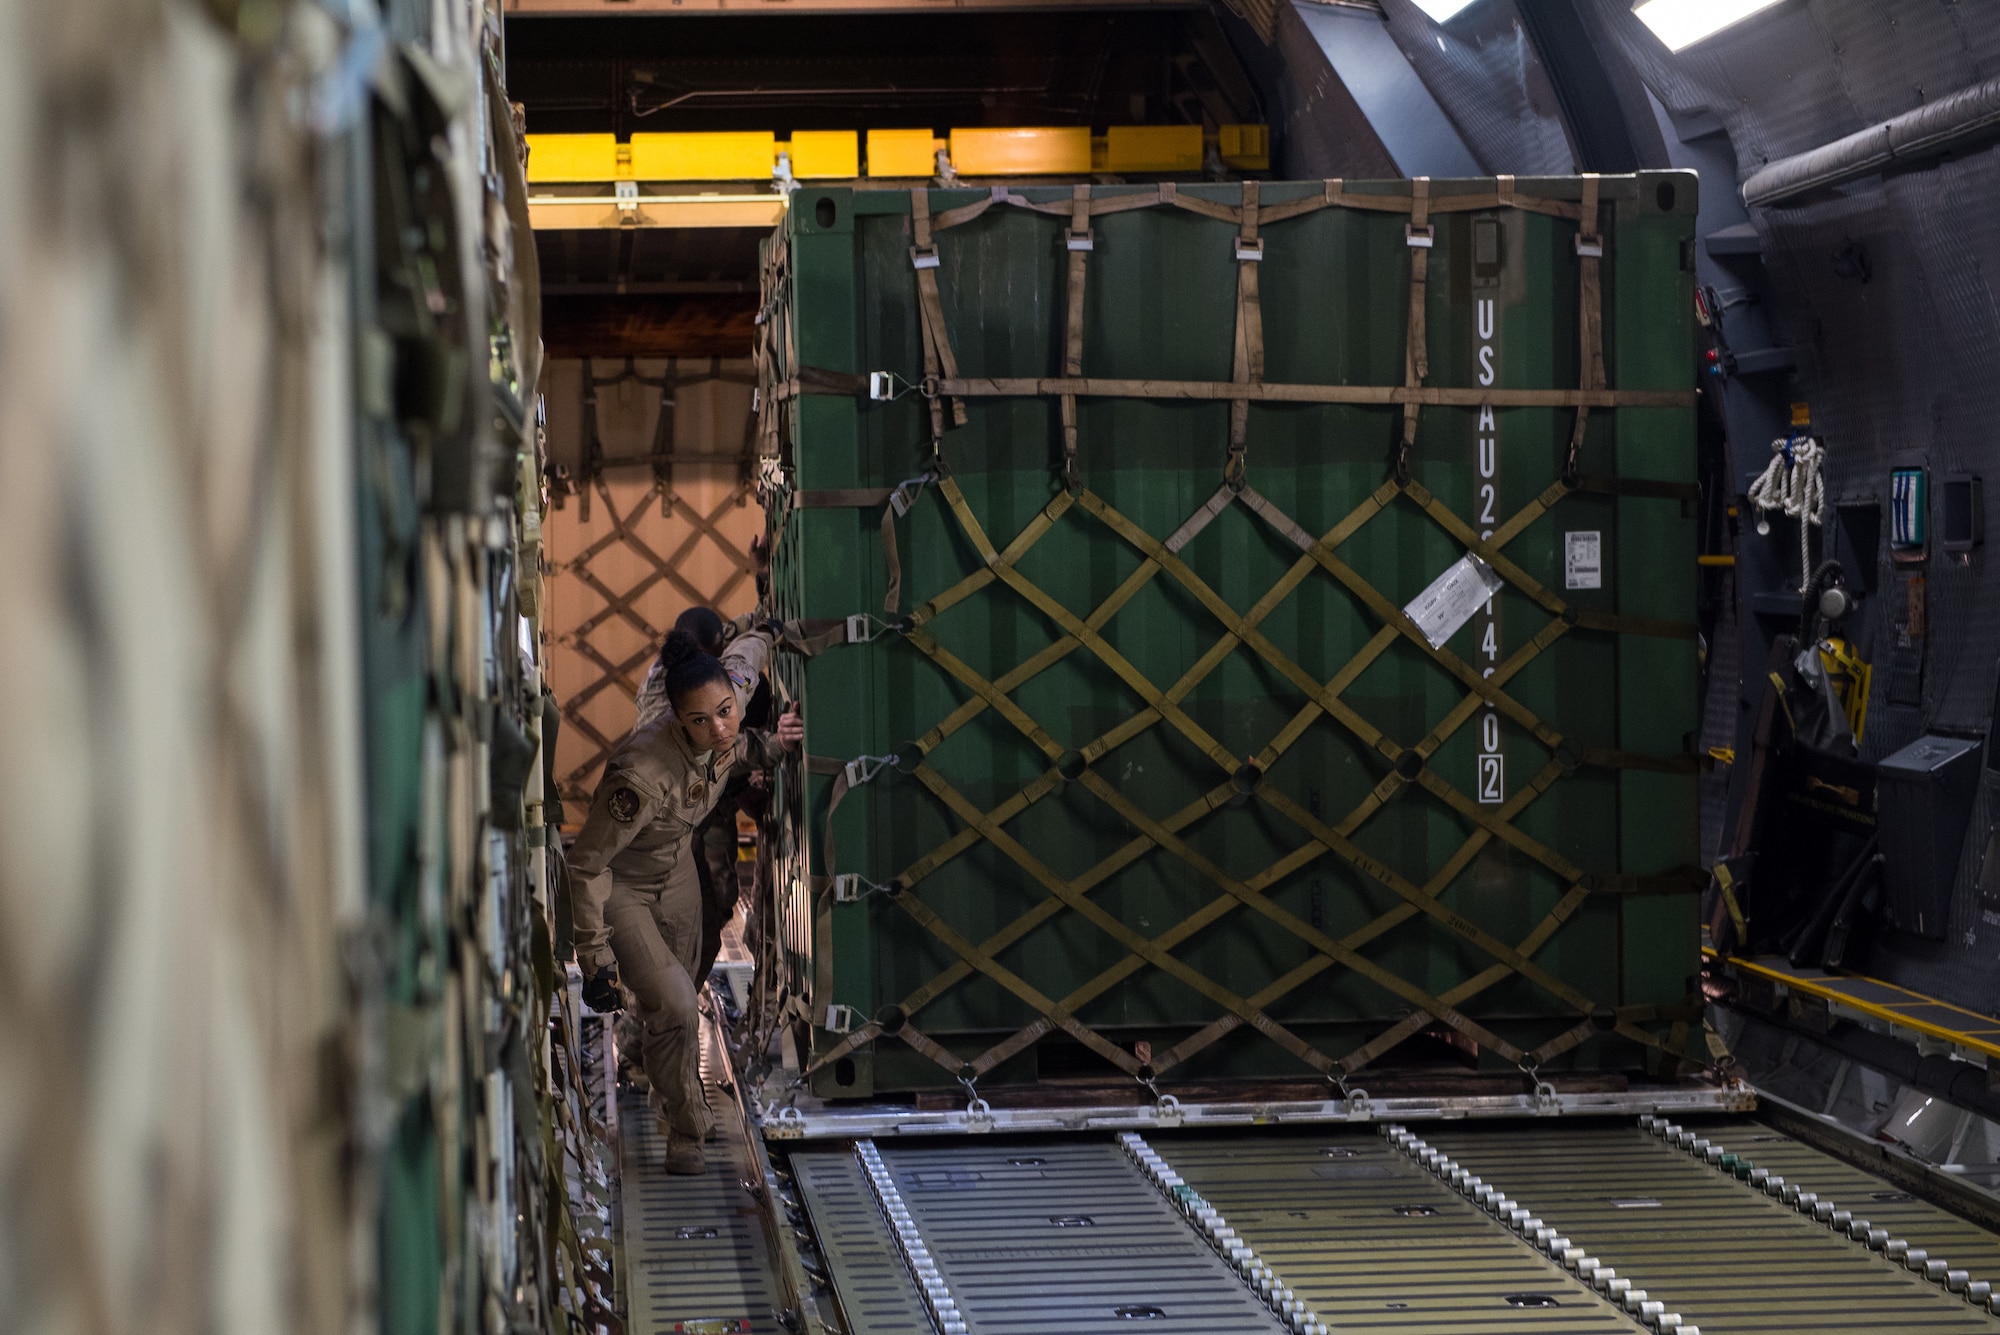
[
  {"left": 1709, "top": 949, "right": 2000, "bottom": 1064},
  {"left": 1817, "top": 636, "right": 1872, "bottom": 741}
]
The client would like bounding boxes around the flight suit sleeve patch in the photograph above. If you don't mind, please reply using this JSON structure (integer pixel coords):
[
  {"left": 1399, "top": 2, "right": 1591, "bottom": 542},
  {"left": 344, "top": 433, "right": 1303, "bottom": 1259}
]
[{"left": 607, "top": 786, "right": 642, "bottom": 822}]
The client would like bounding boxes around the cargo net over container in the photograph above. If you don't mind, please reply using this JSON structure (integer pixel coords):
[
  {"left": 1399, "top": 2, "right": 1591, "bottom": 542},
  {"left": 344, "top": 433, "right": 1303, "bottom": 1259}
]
[{"left": 751, "top": 175, "right": 1710, "bottom": 1104}]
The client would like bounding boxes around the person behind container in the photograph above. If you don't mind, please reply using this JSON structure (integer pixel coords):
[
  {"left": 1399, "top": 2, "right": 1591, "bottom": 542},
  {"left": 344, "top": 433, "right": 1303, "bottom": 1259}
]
[
  {"left": 633, "top": 606, "right": 775, "bottom": 992},
  {"left": 568, "top": 629, "right": 802, "bottom": 1174}
]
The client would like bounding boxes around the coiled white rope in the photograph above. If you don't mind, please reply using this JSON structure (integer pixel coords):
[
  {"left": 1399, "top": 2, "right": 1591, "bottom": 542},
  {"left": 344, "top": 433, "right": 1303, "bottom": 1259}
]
[{"left": 1748, "top": 434, "right": 1826, "bottom": 591}]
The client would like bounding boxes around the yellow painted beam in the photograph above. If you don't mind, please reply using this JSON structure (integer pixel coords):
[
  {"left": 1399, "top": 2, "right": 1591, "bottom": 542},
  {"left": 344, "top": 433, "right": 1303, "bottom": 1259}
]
[
  {"left": 866, "top": 128, "right": 942, "bottom": 178},
  {"left": 527, "top": 194, "right": 788, "bottom": 230},
  {"left": 629, "top": 131, "right": 777, "bottom": 181},
  {"left": 949, "top": 126, "right": 1092, "bottom": 176},
  {"left": 786, "top": 130, "right": 861, "bottom": 179},
  {"left": 508, "top": 0, "right": 1189, "bottom": 10},
  {"left": 1219, "top": 123, "right": 1271, "bottom": 171},
  {"left": 524, "top": 124, "right": 1270, "bottom": 188},
  {"left": 1101, "top": 124, "right": 1204, "bottom": 173},
  {"left": 525, "top": 133, "right": 623, "bottom": 184}
]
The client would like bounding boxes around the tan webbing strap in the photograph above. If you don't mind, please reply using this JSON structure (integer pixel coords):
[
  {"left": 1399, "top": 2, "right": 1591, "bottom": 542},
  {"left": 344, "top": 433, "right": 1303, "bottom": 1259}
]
[
  {"left": 895, "top": 1015, "right": 981, "bottom": 1078},
  {"left": 880, "top": 848, "right": 1142, "bottom": 1075},
  {"left": 805, "top": 750, "right": 901, "bottom": 879},
  {"left": 1566, "top": 173, "right": 1604, "bottom": 481},
  {"left": 881, "top": 487, "right": 1408, "bottom": 1072},
  {"left": 911, "top": 758, "right": 1340, "bottom": 1076},
  {"left": 891, "top": 504, "right": 1417, "bottom": 1076},
  {"left": 931, "top": 187, "right": 1002, "bottom": 231},
  {"left": 1256, "top": 784, "right": 1600, "bottom": 1019},
  {"left": 798, "top": 489, "right": 900, "bottom": 613},
  {"left": 1399, "top": 177, "right": 1433, "bottom": 474},
  {"left": 774, "top": 617, "right": 853, "bottom": 658},
  {"left": 1061, "top": 183, "right": 1091, "bottom": 490},
  {"left": 805, "top": 753, "right": 851, "bottom": 882},
  {"left": 797, "top": 482, "right": 922, "bottom": 615},
  {"left": 1715, "top": 861, "right": 1750, "bottom": 944},
  {"left": 799, "top": 1020, "right": 885, "bottom": 1080},
  {"left": 937, "top": 479, "right": 1246, "bottom": 775},
  {"left": 1159, "top": 180, "right": 1241, "bottom": 224},
  {"left": 1077, "top": 769, "right": 1525, "bottom": 1062},
  {"left": 929, "top": 376, "right": 1692, "bottom": 409},
  {"left": 909, "top": 189, "right": 968, "bottom": 435},
  {"left": 1227, "top": 180, "right": 1264, "bottom": 486}
]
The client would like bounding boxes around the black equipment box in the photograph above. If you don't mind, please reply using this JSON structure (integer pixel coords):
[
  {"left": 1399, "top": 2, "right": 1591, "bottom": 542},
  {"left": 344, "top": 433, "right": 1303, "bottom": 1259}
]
[{"left": 1878, "top": 734, "right": 1982, "bottom": 939}]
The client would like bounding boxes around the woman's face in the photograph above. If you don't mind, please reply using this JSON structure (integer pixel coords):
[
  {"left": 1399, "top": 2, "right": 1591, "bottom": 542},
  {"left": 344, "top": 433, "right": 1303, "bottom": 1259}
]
[{"left": 675, "top": 680, "right": 739, "bottom": 754}]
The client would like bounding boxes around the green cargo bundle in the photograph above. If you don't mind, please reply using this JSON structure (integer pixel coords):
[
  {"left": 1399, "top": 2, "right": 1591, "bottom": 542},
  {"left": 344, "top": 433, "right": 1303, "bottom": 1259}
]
[{"left": 756, "top": 174, "right": 1704, "bottom": 1100}]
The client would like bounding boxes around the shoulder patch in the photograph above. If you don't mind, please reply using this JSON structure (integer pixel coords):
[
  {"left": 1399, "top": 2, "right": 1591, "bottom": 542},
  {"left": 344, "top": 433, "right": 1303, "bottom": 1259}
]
[{"left": 607, "top": 786, "right": 642, "bottom": 823}]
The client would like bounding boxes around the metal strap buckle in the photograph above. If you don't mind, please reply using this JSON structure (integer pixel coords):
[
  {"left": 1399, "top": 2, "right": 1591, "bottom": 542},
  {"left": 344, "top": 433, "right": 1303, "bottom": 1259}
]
[
  {"left": 888, "top": 472, "right": 932, "bottom": 517},
  {"left": 824, "top": 1003, "right": 858, "bottom": 1034},
  {"left": 1066, "top": 229, "right": 1095, "bottom": 252},
  {"left": 868, "top": 371, "right": 897, "bottom": 401},
  {"left": 1234, "top": 236, "right": 1265, "bottom": 261},
  {"left": 1575, "top": 234, "right": 1604, "bottom": 258},
  {"left": 1405, "top": 223, "right": 1435, "bottom": 249},
  {"left": 833, "top": 874, "right": 865, "bottom": 903},
  {"left": 909, "top": 245, "right": 941, "bottom": 271},
  {"left": 845, "top": 613, "right": 876, "bottom": 644},
  {"left": 842, "top": 753, "right": 900, "bottom": 788}
]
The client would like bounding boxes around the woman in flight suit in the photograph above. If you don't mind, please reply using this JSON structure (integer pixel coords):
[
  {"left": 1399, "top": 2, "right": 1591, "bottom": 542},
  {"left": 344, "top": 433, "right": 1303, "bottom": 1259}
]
[{"left": 568, "top": 628, "right": 802, "bottom": 1174}]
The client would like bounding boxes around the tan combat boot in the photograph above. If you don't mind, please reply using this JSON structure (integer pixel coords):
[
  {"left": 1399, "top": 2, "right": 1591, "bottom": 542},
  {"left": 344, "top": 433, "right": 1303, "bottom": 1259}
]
[{"left": 663, "top": 1129, "right": 707, "bottom": 1176}]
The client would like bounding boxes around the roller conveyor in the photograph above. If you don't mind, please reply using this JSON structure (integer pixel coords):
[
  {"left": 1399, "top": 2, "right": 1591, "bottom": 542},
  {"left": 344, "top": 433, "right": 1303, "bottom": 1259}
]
[
  {"left": 1149, "top": 1133, "right": 1636, "bottom": 1333},
  {"left": 767, "top": 1118, "right": 2000, "bottom": 1335},
  {"left": 1419, "top": 1121, "right": 2000, "bottom": 1333}
]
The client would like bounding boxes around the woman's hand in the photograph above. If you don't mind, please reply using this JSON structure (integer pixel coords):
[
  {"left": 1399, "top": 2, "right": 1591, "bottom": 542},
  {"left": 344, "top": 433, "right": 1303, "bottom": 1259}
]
[{"left": 776, "top": 703, "right": 805, "bottom": 752}]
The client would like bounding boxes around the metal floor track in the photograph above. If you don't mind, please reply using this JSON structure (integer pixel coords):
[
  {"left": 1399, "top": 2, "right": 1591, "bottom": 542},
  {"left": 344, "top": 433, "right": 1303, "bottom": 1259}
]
[{"left": 617, "top": 1018, "right": 782, "bottom": 1335}]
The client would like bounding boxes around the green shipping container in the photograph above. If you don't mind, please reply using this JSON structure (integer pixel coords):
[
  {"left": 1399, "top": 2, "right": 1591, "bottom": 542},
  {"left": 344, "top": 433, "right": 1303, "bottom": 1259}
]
[{"left": 758, "top": 175, "right": 1704, "bottom": 1101}]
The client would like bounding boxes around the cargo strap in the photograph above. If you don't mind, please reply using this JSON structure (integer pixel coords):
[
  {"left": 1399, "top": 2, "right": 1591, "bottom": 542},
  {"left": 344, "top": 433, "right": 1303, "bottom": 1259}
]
[
  {"left": 810, "top": 178, "right": 1694, "bottom": 458},
  {"left": 909, "top": 188, "right": 968, "bottom": 440},
  {"left": 1565, "top": 174, "right": 1605, "bottom": 484},
  {"left": 813, "top": 471, "right": 1695, "bottom": 1087},
  {"left": 907, "top": 380, "right": 1690, "bottom": 410},
  {"left": 1398, "top": 176, "right": 1431, "bottom": 479},
  {"left": 1061, "top": 183, "right": 1091, "bottom": 491},
  {"left": 795, "top": 471, "right": 932, "bottom": 615},
  {"left": 1228, "top": 180, "right": 1264, "bottom": 486}
]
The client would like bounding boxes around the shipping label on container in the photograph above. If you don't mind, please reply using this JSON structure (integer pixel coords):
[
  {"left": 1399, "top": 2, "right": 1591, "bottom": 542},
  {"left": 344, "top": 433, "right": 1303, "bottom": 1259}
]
[
  {"left": 1566, "top": 531, "right": 1603, "bottom": 590},
  {"left": 1405, "top": 553, "right": 1505, "bottom": 649}
]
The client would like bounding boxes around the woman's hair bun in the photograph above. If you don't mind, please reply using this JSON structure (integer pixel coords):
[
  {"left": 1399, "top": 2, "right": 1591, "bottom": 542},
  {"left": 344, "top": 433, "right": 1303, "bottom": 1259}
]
[
  {"left": 658, "top": 626, "right": 732, "bottom": 709},
  {"left": 658, "top": 627, "right": 706, "bottom": 673}
]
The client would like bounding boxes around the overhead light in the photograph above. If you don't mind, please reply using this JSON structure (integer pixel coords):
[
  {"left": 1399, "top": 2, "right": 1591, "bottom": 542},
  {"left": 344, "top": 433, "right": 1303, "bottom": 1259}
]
[
  {"left": 1410, "top": 0, "right": 1480, "bottom": 21},
  {"left": 1633, "top": 0, "right": 1785, "bottom": 52}
]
